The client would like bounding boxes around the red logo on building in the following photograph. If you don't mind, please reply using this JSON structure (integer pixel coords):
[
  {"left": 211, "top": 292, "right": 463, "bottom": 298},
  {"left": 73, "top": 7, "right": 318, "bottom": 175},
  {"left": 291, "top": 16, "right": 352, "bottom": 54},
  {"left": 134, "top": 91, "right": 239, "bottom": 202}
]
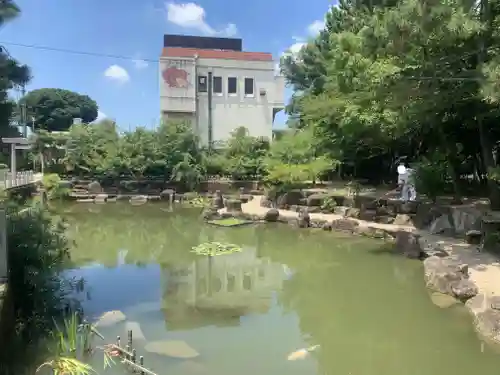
[{"left": 163, "top": 67, "right": 189, "bottom": 88}]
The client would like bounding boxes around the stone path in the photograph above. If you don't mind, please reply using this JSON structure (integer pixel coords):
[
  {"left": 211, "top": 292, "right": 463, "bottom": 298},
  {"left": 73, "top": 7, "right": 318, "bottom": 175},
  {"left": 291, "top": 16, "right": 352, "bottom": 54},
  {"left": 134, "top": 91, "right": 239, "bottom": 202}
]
[{"left": 241, "top": 196, "right": 500, "bottom": 299}]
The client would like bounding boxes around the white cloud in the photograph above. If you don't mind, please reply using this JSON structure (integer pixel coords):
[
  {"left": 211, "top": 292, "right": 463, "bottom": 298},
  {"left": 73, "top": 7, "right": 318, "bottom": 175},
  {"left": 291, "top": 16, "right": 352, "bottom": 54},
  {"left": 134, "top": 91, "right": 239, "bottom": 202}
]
[
  {"left": 104, "top": 65, "right": 130, "bottom": 83},
  {"left": 307, "top": 20, "right": 325, "bottom": 36},
  {"left": 165, "top": 2, "right": 237, "bottom": 37}
]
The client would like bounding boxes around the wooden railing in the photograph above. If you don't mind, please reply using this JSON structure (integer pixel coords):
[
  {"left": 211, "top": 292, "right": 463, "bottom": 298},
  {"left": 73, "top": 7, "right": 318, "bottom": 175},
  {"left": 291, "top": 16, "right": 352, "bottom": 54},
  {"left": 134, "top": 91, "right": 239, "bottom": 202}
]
[{"left": 0, "top": 170, "right": 41, "bottom": 189}]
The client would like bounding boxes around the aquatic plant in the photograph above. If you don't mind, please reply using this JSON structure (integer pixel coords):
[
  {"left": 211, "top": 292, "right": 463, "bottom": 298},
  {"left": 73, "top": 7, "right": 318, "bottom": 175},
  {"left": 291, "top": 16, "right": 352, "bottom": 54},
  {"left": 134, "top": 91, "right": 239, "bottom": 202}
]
[
  {"left": 37, "top": 313, "right": 115, "bottom": 375},
  {"left": 191, "top": 241, "right": 242, "bottom": 256},
  {"left": 187, "top": 195, "right": 211, "bottom": 208},
  {"left": 206, "top": 217, "right": 253, "bottom": 227}
]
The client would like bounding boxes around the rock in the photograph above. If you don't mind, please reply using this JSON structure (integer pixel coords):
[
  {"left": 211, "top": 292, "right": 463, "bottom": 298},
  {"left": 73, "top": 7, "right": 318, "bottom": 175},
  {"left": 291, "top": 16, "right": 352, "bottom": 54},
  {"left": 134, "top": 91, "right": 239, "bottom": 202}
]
[
  {"left": 334, "top": 206, "right": 349, "bottom": 216},
  {"left": 356, "top": 226, "right": 385, "bottom": 239},
  {"left": 395, "top": 231, "right": 424, "bottom": 259},
  {"left": 277, "top": 190, "right": 306, "bottom": 208},
  {"left": 430, "top": 292, "right": 461, "bottom": 308},
  {"left": 144, "top": 340, "right": 200, "bottom": 359},
  {"left": 160, "top": 189, "right": 175, "bottom": 201},
  {"left": 359, "top": 210, "right": 377, "bottom": 222},
  {"left": 306, "top": 193, "right": 328, "bottom": 207},
  {"left": 264, "top": 208, "right": 279, "bottom": 222},
  {"left": 202, "top": 207, "right": 219, "bottom": 220},
  {"left": 297, "top": 209, "right": 310, "bottom": 228},
  {"left": 77, "top": 198, "right": 94, "bottom": 203},
  {"left": 490, "top": 296, "right": 500, "bottom": 310},
  {"left": 125, "top": 321, "right": 146, "bottom": 341},
  {"left": 87, "top": 181, "right": 102, "bottom": 194},
  {"left": 322, "top": 221, "right": 332, "bottom": 231},
  {"left": 94, "top": 194, "right": 108, "bottom": 204},
  {"left": 466, "top": 294, "right": 500, "bottom": 346},
  {"left": 344, "top": 208, "right": 360, "bottom": 219},
  {"left": 212, "top": 190, "right": 224, "bottom": 209},
  {"left": 399, "top": 201, "right": 419, "bottom": 214},
  {"left": 331, "top": 219, "right": 359, "bottom": 232},
  {"left": 451, "top": 279, "right": 479, "bottom": 301},
  {"left": 393, "top": 214, "right": 414, "bottom": 226},
  {"left": 239, "top": 194, "right": 252, "bottom": 203},
  {"left": 95, "top": 310, "right": 126, "bottom": 327},
  {"left": 429, "top": 214, "right": 454, "bottom": 235},
  {"left": 225, "top": 199, "right": 242, "bottom": 212},
  {"left": 375, "top": 216, "right": 395, "bottom": 224},
  {"left": 260, "top": 196, "right": 273, "bottom": 208},
  {"left": 423, "top": 256, "right": 478, "bottom": 301},
  {"left": 466, "top": 230, "right": 482, "bottom": 245},
  {"left": 130, "top": 195, "right": 148, "bottom": 205}
]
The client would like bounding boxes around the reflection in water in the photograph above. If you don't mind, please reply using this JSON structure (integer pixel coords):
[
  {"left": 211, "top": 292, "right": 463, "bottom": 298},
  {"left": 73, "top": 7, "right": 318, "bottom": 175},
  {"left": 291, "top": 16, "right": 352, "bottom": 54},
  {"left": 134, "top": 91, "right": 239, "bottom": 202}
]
[
  {"left": 161, "top": 247, "right": 287, "bottom": 330},
  {"left": 60, "top": 203, "right": 500, "bottom": 375}
]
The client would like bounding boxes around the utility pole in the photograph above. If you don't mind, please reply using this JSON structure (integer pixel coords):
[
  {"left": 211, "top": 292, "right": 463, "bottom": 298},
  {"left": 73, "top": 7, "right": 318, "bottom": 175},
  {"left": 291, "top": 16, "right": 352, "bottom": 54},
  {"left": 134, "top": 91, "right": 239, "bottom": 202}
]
[{"left": 20, "top": 83, "right": 27, "bottom": 138}]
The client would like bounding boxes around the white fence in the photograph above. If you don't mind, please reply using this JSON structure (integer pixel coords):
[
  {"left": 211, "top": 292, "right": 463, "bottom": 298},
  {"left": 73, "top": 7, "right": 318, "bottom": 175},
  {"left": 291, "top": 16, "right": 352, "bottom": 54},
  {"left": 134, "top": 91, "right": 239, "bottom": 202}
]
[{"left": 0, "top": 170, "right": 38, "bottom": 189}]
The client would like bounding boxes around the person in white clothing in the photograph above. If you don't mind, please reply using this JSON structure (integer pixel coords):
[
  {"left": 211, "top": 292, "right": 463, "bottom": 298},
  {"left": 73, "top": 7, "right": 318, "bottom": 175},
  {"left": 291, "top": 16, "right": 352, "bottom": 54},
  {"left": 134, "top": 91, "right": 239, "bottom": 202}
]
[{"left": 397, "top": 163, "right": 417, "bottom": 202}]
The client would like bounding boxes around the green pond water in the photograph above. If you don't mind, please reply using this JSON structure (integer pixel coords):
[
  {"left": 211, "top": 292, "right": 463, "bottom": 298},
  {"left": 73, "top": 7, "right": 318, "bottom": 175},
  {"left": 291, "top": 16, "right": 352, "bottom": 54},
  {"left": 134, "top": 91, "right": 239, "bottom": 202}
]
[{"left": 61, "top": 202, "right": 500, "bottom": 375}]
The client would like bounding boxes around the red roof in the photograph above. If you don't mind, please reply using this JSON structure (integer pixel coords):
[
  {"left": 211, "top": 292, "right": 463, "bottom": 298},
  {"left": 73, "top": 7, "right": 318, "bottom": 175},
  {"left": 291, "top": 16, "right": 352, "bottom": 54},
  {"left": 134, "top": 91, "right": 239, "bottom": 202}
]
[{"left": 162, "top": 47, "right": 273, "bottom": 61}]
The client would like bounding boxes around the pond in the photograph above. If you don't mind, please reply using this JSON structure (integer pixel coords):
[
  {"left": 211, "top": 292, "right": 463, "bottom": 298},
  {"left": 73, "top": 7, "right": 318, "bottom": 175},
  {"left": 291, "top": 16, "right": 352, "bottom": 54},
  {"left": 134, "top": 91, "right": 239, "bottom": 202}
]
[{"left": 61, "top": 202, "right": 500, "bottom": 375}]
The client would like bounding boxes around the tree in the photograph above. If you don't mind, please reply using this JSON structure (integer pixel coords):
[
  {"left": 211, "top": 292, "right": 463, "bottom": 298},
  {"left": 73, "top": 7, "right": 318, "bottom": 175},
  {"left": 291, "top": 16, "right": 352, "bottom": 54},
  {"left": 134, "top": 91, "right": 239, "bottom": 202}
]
[{"left": 20, "top": 88, "right": 98, "bottom": 131}]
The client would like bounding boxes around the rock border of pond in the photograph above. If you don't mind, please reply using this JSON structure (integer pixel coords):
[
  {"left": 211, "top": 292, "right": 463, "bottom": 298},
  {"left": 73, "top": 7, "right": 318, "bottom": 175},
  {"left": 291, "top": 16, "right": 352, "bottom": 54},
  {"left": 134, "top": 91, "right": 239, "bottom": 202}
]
[{"left": 208, "top": 195, "right": 500, "bottom": 349}]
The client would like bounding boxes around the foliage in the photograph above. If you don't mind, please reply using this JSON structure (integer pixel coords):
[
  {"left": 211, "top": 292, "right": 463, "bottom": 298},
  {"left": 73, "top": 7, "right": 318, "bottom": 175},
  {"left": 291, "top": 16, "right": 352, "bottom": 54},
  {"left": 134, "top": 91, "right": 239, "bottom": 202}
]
[
  {"left": 0, "top": 0, "right": 31, "bottom": 167},
  {"left": 191, "top": 241, "right": 242, "bottom": 256},
  {"left": 277, "top": 0, "right": 500, "bottom": 208},
  {"left": 37, "top": 313, "right": 113, "bottom": 375},
  {"left": 320, "top": 196, "right": 337, "bottom": 212},
  {"left": 3, "top": 202, "right": 86, "bottom": 372},
  {"left": 19, "top": 88, "right": 98, "bottom": 131},
  {"left": 413, "top": 153, "right": 451, "bottom": 202},
  {"left": 42, "top": 173, "right": 70, "bottom": 200},
  {"left": 263, "top": 127, "right": 336, "bottom": 192}
]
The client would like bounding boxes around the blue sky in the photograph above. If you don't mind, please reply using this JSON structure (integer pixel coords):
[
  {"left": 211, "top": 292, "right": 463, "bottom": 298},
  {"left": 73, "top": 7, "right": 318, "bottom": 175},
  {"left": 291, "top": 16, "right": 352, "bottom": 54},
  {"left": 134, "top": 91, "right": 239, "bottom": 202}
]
[{"left": 1, "top": 0, "right": 332, "bottom": 130}]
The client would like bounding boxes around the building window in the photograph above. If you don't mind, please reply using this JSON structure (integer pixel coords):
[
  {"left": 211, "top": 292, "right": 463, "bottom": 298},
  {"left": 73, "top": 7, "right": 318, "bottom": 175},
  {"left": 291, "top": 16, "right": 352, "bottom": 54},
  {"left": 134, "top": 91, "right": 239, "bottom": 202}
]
[
  {"left": 213, "top": 76, "right": 223, "bottom": 95},
  {"left": 227, "top": 77, "right": 237, "bottom": 95},
  {"left": 198, "top": 75, "right": 207, "bottom": 92},
  {"left": 244, "top": 78, "right": 254, "bottom": 96}
]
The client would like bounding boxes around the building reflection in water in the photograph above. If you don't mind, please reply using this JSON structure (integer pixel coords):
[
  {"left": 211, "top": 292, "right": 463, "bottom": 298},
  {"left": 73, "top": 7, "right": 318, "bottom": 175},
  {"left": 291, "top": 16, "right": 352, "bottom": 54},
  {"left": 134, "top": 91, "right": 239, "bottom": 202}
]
[{"left": 161, "top": 247, "right": 287, "bottom": 330}]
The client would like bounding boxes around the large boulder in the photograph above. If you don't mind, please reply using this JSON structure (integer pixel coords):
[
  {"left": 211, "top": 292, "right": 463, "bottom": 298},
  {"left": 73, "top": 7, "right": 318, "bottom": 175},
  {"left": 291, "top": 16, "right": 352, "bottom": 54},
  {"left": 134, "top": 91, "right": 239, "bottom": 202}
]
[
  {"left": 276, "top": 190, "right": 306, "bottom": 208},
  {"left": 466, "top": 294, "right": 500, "bottom": 346},
  {"left": 160, "top": 189, "right": 176, "bottom": 201},
  {"left": 331, "top": 218, "right": 359, "bottom": 233},
  {"left": 260, "top": 196, "right": 273, "bottom": 208},
  {"left": 423, "top": 256, "right": 478, "bottom": 301},
  {"left": 212, "top": 190, "right": 224, "bottom": 209},
  {"left": 225, "top": 199, "right": 242, "bottom": 212},
  {"left": 297, "top": 208, "right": 310, "bottom": 228},
  {"left": 264, "top": 209, "right": 280, "bottom": 222},
  {"left": 87, "top": 180, "right": 102, "bottom": 194}
]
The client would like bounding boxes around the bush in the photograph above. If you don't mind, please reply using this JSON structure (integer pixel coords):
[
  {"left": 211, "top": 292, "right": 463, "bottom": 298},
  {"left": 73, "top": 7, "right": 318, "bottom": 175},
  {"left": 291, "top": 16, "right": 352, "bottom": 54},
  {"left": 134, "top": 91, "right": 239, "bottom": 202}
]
[
  {"left": 413, "top": 154, "right": 450, "bottom": 202},
  {"left": 3, "top": 203, "right": 83, "bottom": 372}
]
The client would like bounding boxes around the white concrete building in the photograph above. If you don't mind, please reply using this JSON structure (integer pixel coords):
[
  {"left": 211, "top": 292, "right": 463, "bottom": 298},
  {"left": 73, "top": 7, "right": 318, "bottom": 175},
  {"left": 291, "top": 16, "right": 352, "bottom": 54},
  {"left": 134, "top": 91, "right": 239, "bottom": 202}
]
[{"left": 159, "top": 35, "right": 285, "bottom": 145}]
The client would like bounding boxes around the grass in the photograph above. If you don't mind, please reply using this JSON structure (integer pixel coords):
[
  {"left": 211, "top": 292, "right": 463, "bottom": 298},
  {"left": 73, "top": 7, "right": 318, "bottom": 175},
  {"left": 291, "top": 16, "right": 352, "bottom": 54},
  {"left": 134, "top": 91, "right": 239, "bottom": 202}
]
[{"left": 206, "top": 217, "right": 254, "bottom": 227}]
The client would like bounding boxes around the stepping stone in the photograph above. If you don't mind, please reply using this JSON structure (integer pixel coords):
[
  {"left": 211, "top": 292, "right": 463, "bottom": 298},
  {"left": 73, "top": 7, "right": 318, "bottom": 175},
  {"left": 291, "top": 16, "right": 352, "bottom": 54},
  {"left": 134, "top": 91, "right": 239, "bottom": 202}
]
[
  {"left": 95, "top": 310, "right": 126, "bottom": 327},
  {"left": 125, "top": 321, "right": 146, "bottom": 341},
  {"left": 144, "top": 340, "right": 200, "bottom": 359}
]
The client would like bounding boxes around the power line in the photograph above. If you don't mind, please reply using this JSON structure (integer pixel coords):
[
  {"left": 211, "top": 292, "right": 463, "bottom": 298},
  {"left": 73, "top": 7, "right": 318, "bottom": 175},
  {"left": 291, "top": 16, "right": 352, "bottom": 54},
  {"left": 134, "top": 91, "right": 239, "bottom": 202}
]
[{"left": 0, "top": 41, "right": 160, "bottom": 64}]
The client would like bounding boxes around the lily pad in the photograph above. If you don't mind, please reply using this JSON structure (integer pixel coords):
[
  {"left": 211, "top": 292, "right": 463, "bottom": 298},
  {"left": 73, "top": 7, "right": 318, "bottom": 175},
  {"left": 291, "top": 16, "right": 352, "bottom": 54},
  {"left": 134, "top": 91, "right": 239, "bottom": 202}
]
[
  {"left": 206, "top": 217, "right": 253, "bottom": 227},
  {"left": 191, "top": 242, "right": 242, "bottom": 256},
  {"left": 144, "top": 340, "right": 200, "bottom": 359}
]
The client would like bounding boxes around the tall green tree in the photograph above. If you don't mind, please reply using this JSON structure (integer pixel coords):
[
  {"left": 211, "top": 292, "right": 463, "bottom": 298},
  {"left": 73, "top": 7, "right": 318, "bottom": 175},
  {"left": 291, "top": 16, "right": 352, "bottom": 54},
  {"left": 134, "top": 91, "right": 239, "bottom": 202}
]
[{"left": 19, "top": 88, "right": 98, "bottom": 131}]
